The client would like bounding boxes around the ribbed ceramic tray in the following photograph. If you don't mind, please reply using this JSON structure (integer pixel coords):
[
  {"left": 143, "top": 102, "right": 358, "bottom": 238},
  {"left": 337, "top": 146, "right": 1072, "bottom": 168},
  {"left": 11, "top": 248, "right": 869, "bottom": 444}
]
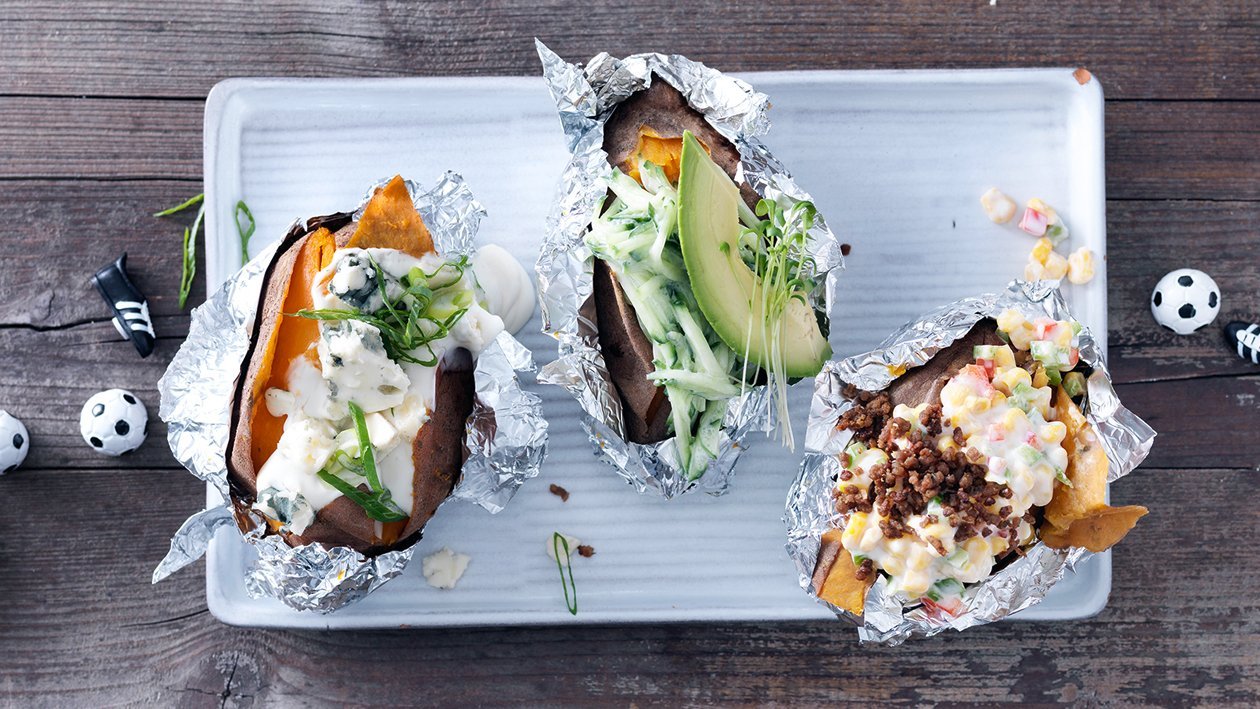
[{"left": 201, "top": 70, "right": 1108, "bottom": 629}]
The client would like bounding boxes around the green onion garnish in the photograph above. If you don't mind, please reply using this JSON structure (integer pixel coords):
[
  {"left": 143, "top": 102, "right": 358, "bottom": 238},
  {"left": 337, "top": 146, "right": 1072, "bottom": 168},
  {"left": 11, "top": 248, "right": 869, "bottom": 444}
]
[
  {"left": 294, "top": 254, "right": 472, "bottom": 366},
  {"left": 315, "top": 470, "right": 407, "bottom": 522},
  {"left": 236, "top": 200, "right": 255, "bottom": 266},
  {"left": 313, "top": 402, "right": 407, "bottom": 522},
  {"left": 154, "top": 193, "right": 206, "bottom": 309},
  {"left": 347, "top": 401, "right": 383, "bottom": 493},
  {"left": 552, "top": 533, "right": 578, "bottom": 615},
  {"left": 152, "top": 193, "right": 203, "bottom": 217}
]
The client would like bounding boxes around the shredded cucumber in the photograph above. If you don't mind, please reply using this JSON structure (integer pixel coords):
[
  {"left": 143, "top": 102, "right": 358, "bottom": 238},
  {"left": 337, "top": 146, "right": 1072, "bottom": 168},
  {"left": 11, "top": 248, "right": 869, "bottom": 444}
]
[{"left": 588, "top": 160, "right": 746, "bottom": 479}]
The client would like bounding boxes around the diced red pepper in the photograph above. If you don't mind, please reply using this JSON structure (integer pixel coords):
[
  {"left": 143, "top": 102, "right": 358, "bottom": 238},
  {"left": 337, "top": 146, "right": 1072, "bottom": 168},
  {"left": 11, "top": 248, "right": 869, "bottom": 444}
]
[{"left": 1019, "top": 207, "right": 1049, "bottom": 237}]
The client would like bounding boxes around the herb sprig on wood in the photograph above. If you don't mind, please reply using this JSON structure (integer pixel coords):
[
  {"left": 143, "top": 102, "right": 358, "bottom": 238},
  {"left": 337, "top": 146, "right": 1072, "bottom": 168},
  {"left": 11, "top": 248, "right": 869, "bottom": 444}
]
[{"left": 154, "top": 193, "right": 256, "bottom": 308}]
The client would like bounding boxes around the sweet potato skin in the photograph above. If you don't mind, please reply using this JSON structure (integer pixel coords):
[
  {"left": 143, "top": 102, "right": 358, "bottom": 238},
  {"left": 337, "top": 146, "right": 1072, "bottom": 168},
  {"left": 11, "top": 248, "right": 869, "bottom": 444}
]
[
  {"left": 225, "top": 211, "right": 475, "bottom": 556},
  {"left": 886, "top": 320, "right": 1005, "bottom": 409},
  {"left": 592, "top": 258, "right": 670, "bottom": 443}
]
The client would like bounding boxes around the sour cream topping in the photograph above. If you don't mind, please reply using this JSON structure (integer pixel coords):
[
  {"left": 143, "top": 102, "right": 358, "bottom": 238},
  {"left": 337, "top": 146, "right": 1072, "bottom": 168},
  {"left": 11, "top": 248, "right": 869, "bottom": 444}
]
[{"left": 254, "top": 245, "right": 509, "bottom": 534}]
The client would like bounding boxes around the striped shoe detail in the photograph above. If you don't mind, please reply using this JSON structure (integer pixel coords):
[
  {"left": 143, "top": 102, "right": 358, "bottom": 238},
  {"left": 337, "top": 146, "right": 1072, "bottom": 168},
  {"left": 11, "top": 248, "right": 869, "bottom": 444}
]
[{"left": 114, "top": 299, "right": 155, "bottom": 338}]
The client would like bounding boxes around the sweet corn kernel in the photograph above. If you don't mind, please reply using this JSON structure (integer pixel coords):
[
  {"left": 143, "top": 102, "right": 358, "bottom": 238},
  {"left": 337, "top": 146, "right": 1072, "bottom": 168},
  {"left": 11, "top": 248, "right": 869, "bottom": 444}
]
[
  {"left": 844, "top": 512, "right": 868, "bottom": 541},
  {"left": 1032, "top": 367, "right": 1049, "bottom": 388},
  {"left": 1052, "top": 327, "right": 1074, "bottom": 348},
  {"left": 909, "top": 549, "right": 933, "bottom": 572},
  {"left": 997, "top": 366, "right": 1031, "bottom": 392},
  {"left": 1068, "top": 247, "right": 1096, "bottom": 284},
  {"left": 1003, "top": 407, "right": 1026, "bottom": 430},
  {"left": 1043, "top": 249, "right": 1069, "bottom": 279},
  {"left": 997, "top": 309, "right": 1026, "bottom": 334},
  {"left": 1041, "top": 421, "right": 1068, "bottom": 445},
  {"left": 993, "top": 345, "right": 1017, "bottom": 368},
  {"left": 980, "top": 187, "right": 1018, "bottom": 223},
  {"left": 1030, "top": 237, "right": 1054, "bottom": 264},
  {"left": 882, "top": 556, "right": 905, "bottom": 577},
  {"left": 902, "top": 575, "right": 931, "bottom": 598}
]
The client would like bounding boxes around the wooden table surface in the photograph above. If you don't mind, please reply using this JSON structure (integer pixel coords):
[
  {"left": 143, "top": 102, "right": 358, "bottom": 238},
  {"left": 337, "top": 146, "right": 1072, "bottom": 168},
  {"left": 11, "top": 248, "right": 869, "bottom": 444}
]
[{"left": 1, "top": 1, "right": 1257, "bottom": 706}]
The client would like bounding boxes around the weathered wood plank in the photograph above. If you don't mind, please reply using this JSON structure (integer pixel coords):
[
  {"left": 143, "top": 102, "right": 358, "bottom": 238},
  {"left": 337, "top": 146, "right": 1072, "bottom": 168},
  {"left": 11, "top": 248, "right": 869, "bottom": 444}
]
[
  {"left": 1, "top": 93, "right": 1258, "bottom": 205},
  {"left": 1106, "top": 101, "right": 1260, "bottom": 201},
  {"left": 0, "top": 467, "right": 1252, "bottom": 706},
  {"left": 1, "top": 1, "right": 1258, "bottom": 100},
  {"left": 1107, "top": 200, "right": 1260, "bottom": 384}
]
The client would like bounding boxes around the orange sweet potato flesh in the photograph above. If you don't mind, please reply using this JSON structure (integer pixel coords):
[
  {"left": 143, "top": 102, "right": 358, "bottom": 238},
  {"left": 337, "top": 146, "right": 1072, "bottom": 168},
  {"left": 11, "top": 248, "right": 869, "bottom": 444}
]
[
  {"left": 622, "top": 127, "right": 711, "bottom": 184},
  {"left": 248, "top": 227, "right": 336, "bottom": 472},
  {"left": 811, "top": 529, "right": 873, "bottom": 615},
  {"left": 1046, "top": 386, "right": 1110, "bottom": 529},
  {"left": 1041, "top": 505, "right": 1148, "bottom": 553},
  {"left": 346, "top": 174, "right": 435, "bottom": 257}
]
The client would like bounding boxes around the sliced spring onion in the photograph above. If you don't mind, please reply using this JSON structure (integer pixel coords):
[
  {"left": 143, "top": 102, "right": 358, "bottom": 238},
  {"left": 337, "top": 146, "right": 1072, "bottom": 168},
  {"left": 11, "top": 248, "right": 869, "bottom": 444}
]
[
  {"left": 552, "top": 533, "right": 578, "bottom": 615},
  {"left": 316, "top": 470, "right": 407, "bottom": 522}
]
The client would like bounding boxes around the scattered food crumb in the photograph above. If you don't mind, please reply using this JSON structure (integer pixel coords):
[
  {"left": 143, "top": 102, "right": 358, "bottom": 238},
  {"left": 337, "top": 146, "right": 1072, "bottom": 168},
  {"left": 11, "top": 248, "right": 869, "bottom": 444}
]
[
  {"left": 980, "top": 188, "right": 1017, "bottom": 224},
  {"left": 548, "top": 483, "right": 570, "bottom": 502},
  {"left": 1025, "top": 237, "right": 1068, "bottom": 281},
  {"left": 1067, "top": 247, "right": 1096, "bottom": 284},
  {"left": 546, "top": 533, "right": 581, "bottom": 561},
  {"left": 1073, "top": 67, "right": 1092, "bottom": 85},
  {"left": 422, "top": 547, "right": 470, "bottom": 590},
  {"left": 577, "top": 544, "right": 595, "bottom": 558},
  {"left": 840, "top": 243, "right": 852, "bottom": 256},
  {"left": 1018, "top": 205, "right": 1049, "bottom": 237}
]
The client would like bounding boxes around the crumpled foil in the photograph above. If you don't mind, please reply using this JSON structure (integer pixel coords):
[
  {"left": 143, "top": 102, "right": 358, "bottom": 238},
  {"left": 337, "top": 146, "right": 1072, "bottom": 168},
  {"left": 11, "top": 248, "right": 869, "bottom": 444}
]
[
  {"left": 152, "top": 172, "right": 548, "bottom": 612},
  {"left": 534, "top": 41, "right": 844, "bottom": 498},
  {"left": 786, "top": 280, "right": 1156, "bottom": 644}
]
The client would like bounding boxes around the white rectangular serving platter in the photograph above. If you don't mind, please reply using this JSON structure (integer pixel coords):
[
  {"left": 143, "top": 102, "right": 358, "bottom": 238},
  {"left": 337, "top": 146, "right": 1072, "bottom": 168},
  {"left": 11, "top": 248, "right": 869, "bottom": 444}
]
[{"left": 202, "top": 69, "right": 1108, "bottom": 629}]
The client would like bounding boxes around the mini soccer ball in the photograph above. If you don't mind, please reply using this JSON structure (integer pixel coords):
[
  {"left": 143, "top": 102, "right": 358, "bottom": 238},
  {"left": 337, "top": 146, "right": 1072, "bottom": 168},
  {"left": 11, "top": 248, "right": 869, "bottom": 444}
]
[
  {"left": 0, "top": 410, "right": 29, "bottom": 473},
  {"left": 1151, "top": 269, "right": 1221, "bottom": 335},
  {"left": 80, "top": 389, "right": 148, "bottom": 456}
]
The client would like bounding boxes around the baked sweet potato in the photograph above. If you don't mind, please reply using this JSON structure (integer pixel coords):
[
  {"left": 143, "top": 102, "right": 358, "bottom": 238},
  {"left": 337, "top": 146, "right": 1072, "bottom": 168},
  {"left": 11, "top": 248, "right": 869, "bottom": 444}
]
[
  {"left": 811, "top": 318, "right": 1144, "bottom": 615},
  {"left": 225, "top": 176, "right": 477, "bottom": 555},
  {"left": 593, "top": 78, "right": 755, "bottom": 443}
]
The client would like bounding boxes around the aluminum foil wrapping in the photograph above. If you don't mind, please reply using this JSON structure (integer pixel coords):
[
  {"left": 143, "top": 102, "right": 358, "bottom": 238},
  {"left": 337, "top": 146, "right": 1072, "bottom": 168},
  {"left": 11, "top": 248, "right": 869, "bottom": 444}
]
[
  {"left": 534, "top": 41, "right": 844, "bottom": 498},
  {"left": 786, "top": 281, "right": 1155, "bottom": 644},
  {"left": 152, "top": 173, "right": 548, "bottom": 612}
]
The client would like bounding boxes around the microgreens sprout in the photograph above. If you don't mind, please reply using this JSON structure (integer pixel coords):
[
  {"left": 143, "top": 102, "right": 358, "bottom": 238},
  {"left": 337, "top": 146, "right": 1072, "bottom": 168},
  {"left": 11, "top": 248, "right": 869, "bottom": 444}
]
[{"left": 741, "top": 197, "right": 818, "bottom": 449}]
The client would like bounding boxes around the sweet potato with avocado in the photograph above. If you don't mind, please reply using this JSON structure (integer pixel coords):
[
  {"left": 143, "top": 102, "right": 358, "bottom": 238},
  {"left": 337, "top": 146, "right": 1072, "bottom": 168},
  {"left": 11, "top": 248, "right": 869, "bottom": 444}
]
[
  {"left": 593, "top": 79, "right": 749, "bottom": 444},
  {"left": 225, "top": 176, "right": 477, "bottom": 555}
]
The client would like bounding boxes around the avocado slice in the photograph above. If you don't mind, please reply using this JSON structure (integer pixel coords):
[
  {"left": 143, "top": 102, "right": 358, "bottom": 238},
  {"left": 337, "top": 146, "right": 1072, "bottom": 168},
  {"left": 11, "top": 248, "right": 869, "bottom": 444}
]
[{"left": 676, "top": 131, "right": 831, "bottom": 378}]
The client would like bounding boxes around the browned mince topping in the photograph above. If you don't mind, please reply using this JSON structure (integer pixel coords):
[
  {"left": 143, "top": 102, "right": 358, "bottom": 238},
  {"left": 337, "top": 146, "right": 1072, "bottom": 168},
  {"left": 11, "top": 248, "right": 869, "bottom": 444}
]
[
  {"left": 836, "top": 385, "right": 893, "bottom": 445},
  {"left": 577, "top": 544, "right": 595, "bottom": 558},
  {"left": 548, "top": 483, "right": 570, "bottom": 502},
  {"left": 834, "top": 392, "right": 1020, "bottom": 578},
  {"left": 854, "top": 557, "right": 874, "bottom": 581}
]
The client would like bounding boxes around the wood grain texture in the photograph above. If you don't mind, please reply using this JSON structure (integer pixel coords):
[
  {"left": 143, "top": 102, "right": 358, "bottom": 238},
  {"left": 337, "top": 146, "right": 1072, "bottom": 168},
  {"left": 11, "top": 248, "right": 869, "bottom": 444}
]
[
  {"left": 0, "top": 0, "right": 1257, "bottom": 705},
  {"left": 0, "top": 468, "right": 1253, "bottom": 706},
  {"left": 1, "top": 1, "right": 1259, "bottom": 100}
]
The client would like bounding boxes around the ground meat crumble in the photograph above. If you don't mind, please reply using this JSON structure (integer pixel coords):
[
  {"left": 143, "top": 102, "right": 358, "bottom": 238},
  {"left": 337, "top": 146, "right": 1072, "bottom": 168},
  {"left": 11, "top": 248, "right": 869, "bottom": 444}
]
[{"left": 835, "top": 386, "right": 1023, "bottom": 580}]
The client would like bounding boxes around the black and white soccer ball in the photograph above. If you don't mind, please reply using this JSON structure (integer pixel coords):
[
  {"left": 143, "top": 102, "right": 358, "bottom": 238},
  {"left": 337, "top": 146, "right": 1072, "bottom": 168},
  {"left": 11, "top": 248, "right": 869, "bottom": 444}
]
[
  {"left": 1151, "top": 268, "right": 1221, "bottom": 335},
  {"left": 79, "top": 389, "right": 148, "bottom": 456},
  {"left": 0, "top": 409, "right": 29, "bottom": 474}
]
